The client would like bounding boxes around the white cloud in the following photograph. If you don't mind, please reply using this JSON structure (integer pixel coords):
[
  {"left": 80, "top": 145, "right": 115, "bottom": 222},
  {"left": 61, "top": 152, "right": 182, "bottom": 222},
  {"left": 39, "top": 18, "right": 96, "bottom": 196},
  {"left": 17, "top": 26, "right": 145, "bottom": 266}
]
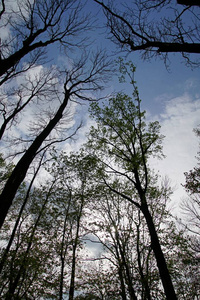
[
  {"left": 62, "top": 110, "right": 96, "bottom": 154},
  {"left": 150, "top": 93, "right": 200, "bottom": 210}
]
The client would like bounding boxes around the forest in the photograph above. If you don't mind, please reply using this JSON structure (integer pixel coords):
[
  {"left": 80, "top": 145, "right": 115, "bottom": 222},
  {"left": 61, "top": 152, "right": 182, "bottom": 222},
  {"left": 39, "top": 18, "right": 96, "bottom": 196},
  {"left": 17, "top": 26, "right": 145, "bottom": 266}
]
[{"left": 0, "top": 0, "right": 199, "bottom": 299}]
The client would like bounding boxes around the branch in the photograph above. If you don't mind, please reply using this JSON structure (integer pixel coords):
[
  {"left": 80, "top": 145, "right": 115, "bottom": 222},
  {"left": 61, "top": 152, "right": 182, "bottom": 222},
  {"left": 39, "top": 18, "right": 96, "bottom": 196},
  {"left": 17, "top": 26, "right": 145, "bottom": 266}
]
[
  {"left": 103, "top": 178, "right": 141, "bottom": 209},
  {"left": 177, "top": 0, "right": 200, "bottom": 6}
]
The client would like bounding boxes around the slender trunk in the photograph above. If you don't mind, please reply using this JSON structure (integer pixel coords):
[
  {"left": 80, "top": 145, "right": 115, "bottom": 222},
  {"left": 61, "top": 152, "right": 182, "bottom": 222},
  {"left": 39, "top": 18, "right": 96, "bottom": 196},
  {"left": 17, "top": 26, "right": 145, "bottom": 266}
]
[
  {"left": 114, "top": 242, "right": 127, "bottom": 300},
  {"left": 0, "top": 90, "right": 70, "bottom": 229},
  {"left": 141, "top": 201, "right": 177, "bottom": 300},
  {"left": 59, "top": 257, "right": 65, "bottom": 300},
  {"left": 68, "top": 197, "right": 84, "bottom": 300},
  {"left": 5, "top": 181, "right": 54, "bottom": 298},
  {"left": 118, "top": 264, "right": 127, "bottom": 300},
  {"left": 59, "top": 193, "right": 72, "bottom": 300},
  {"left": 116, "top": 234, "right": 137, "bottom": 300},
  {"left": 136, "top": 221, "right": 151, "bottom": 300},
  {"left": 68, "top": 244, "right": 76, "bottom": 300}
]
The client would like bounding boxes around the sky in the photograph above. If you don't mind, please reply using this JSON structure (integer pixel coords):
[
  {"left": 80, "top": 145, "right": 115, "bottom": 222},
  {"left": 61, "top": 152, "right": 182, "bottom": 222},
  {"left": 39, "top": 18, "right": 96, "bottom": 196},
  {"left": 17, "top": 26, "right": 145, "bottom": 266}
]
[{"left": 1, "top": 0, "right": 200, "bottom": 216}]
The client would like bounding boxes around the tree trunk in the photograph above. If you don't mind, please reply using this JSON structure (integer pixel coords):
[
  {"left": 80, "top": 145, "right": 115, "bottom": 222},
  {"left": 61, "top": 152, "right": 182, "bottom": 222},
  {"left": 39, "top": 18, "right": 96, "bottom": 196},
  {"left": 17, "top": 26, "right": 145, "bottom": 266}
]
[
  {"left": 136, "top": 222, "right": 151, "bottom": 300},
  {"left": 59, "top": 193, "right": 72, "bottom": 300},
  {"left": 0, "top": 40, "right": 45, "bottom": 78},
  {"left": 116, "top": 234, "right": 137, "bottom": 300},
  {"left": 69, "top": 196, "right": 84, "bottom": 300},
  {"left": 141, "top": 201, "right": 177, "bottom": 300},
  {"left": 0, "top": 90, "right": 70, "bottom": 229},
  {"left": 0, "top": 155, "right": 42, "bottom": 273},
  {"left": 118, "top": 264, "right": 127, "bottom": 300}
]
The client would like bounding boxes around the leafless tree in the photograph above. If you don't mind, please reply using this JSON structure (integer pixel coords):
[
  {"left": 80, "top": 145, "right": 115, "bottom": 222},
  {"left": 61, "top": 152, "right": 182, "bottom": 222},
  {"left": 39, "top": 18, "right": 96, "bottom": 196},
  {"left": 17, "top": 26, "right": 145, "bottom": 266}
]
[
  {"left": 0, "top": 0, "right": 91, "bottom": 85},
  {"left": 0, "top": 67, "right": 58, "bottom": 140},
  {"left": 93, "top": 0, "right": 200, "bottom": 67}
]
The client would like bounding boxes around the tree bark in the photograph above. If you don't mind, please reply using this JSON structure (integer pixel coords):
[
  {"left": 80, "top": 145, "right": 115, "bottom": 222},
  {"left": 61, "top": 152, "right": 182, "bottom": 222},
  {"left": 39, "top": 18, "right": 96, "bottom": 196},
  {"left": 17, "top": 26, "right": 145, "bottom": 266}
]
[{"left": 0, "top": 90, "right": 70, "bottom": 229}]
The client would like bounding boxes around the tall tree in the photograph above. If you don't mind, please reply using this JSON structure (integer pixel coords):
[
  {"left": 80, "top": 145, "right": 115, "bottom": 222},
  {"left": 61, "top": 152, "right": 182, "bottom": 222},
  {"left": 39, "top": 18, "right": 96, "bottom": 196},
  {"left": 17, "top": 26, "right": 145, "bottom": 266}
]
[{"left": 86, "top": 61, "right": 177, "bottom": 299}]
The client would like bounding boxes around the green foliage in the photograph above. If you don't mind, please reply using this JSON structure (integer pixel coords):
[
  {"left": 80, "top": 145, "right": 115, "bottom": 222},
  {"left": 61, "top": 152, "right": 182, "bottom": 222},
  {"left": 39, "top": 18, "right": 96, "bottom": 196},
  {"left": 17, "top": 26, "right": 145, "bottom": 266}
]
[{"left": 87, "top": 63, "right": 165, "bottom": 200}]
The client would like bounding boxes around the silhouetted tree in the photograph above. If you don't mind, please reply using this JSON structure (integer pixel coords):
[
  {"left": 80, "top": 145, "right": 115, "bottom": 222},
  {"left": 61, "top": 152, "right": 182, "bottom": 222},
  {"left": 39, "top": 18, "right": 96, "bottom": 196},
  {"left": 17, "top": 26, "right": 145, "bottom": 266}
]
[{"left": 94, "top": 0, "right": 200, "bottom": 67}]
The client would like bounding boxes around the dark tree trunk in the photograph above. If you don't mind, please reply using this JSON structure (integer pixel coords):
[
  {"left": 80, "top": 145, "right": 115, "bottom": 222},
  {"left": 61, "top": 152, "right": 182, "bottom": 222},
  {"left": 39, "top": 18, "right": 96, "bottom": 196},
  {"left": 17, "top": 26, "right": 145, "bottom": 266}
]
[
  {"left": 136, "top": 222, "right": 151, "bottom": 300},
  {"left": 69, "top": 196, "right": 84, "bottom": 300},
  {"left": 59, "top": 257, "right": 65, "bottom": 300},
  {"left": 0, "top": 90, "right": 70, "bottom": 229},
  {"left": 118, "top": 265, "right": 127, "bottom": 300},
  {"left": 116, "top": 234, "right": 137, "bottom": 300},
  {"left": 0, "top": 155, "right": 43, "bottom": 273},
  {"left": 59, "top": 193, "right": 72, "bottom": 300},
  {"left": 141, "top": 201, "right": 177, "bottom": 300},
  {"left": 0, "top": 37, "right": 47, "bottom": 78},
  {"left": 68, "top": 244, "right": 76, "bottom": 300}
]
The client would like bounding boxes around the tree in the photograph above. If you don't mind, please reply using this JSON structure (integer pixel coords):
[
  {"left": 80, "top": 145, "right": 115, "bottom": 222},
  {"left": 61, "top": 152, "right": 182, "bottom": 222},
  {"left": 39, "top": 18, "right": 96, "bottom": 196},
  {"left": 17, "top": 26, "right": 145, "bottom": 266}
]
[
  {"left": 94, "top": 0, "right": 200, "bottom": 67},
  {"left": 75, "top": 259, "right": 121, "bottom": 300},
  {"left": 86, "top": 62, "right": 177, "bottom": 299},
  {"left": 86, "top": 171, "right": 188, "bottom": 299},
  {"left": 181, "top": 127, "right": 200, "bottom": 247},
  {"left": 183, "top": 127, "right": 200, "bottom": 195},
  {"left": 0, "top": 50, "right": 112, "bottom": 230},
  {"left": 0, "top": 0, "right": 113, "bottom": 230},
  {"left": 88, "top": 188, "right": 151, "bottom": 299},
  {"left": 0, "top": 0, "right": 91, "bottom": 85}
]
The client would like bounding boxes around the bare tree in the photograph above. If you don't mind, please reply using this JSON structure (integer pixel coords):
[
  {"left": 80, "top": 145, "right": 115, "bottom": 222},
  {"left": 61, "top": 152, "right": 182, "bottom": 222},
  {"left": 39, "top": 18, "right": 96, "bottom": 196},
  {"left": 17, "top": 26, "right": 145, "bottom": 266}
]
[
  {"left": 0, "top": 67, "right": 58, "bottom": 140},
  {"left": 0, "top": 50, "right": 112, "bottom": 229},
  {"left": 0, "top": 0, "right": 91, "bottom": 85},
  {"left": 93, "top": 0, "right": 200, "bottom": 67}
]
